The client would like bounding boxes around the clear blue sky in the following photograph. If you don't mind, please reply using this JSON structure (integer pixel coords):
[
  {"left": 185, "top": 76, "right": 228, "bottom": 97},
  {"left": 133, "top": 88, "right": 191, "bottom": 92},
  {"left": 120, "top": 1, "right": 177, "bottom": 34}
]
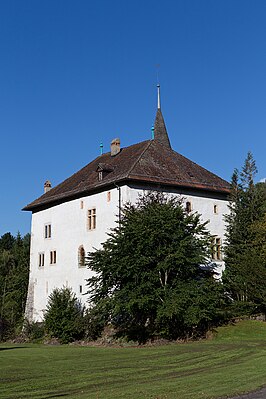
[{"left": 1, "top": 0, "right": 266, "bottom": 236}]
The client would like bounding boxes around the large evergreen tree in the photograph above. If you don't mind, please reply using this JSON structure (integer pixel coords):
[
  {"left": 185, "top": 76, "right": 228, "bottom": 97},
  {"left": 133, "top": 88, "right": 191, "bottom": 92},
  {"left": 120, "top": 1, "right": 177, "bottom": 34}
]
[
  {"left": 223, "top": 152, "right": 266, "bottom": 312},
  {"left": 86, "top": 192, "right": 225, "bottom": 343}
]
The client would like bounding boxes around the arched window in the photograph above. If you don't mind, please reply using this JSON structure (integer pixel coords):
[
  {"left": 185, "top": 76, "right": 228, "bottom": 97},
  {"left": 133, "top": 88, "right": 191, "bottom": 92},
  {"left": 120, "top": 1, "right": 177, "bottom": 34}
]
[
  {"left": 78, "top": 246, "right": 85, "bottom": 267},
  {"left": 185, "top": 201, "right": 192, "bottom": 213}
]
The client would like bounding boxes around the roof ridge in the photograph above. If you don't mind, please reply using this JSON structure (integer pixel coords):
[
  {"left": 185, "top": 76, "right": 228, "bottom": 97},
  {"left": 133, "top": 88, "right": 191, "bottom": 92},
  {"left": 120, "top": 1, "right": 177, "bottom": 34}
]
[{"left": 126, "top": 140, "right": 153, "bottom": 178}]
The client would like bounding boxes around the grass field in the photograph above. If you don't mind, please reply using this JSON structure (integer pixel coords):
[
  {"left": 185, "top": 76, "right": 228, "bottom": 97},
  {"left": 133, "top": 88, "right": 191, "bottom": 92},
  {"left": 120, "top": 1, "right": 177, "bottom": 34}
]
[{"left": 0, "top": 320, "right": 266, "bottom": 399}]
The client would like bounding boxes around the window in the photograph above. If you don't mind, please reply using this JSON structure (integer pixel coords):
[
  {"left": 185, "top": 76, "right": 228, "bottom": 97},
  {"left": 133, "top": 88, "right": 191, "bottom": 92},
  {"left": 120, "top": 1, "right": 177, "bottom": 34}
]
[
  {"left": 38, "top": 253, "right": 44, "bottom": 267},
  {"left": 87, "top": 208, "right": 96, "bottom": 230},
  {"left": 185, "top": 201, "right": 192, "bottom": 213},
  {"left": 79, "top": 285, "right": 83, "bottom": 294},
  {"left": 107, "top": 191, "right": 111, "bottom": 202},
  {"left": 96, "top": 164, "right": 114, "bottom": 180},
  {"left": 44, "top": 224, "right": 51, "bottom": 239},
  {"left": 78, "top": 246, "right": 85, "bottom": 267},
  {"left": 50, "top": 250, "right": 57, "bottom": 264},
  {"left": 80, "top": 200, "right": 84, "bottom": 209},
  {"left": 211, "top": 237, "right": 222, "bottom": 261},
  {"left": 214, "top": 204, "right": 218, "bottom": 214}
]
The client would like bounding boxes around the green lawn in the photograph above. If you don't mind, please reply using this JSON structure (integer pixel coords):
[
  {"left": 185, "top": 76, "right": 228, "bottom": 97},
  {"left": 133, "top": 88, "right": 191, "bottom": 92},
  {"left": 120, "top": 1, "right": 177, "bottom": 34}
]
[{"left": 0, "top": 320, "right": 266, "bottom": 399}]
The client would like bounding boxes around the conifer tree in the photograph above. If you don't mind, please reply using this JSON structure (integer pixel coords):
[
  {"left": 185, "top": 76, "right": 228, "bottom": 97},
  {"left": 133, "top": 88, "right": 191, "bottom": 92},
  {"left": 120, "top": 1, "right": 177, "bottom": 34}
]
[
  {"left": 44, "top": 287, "right": 85, "bottom": 344},
  {"left": 223, "top": 152, "right": 266, "bottom": 311},
  {"left": 86, "top": 192, "right": 225, "bottom": 343}
]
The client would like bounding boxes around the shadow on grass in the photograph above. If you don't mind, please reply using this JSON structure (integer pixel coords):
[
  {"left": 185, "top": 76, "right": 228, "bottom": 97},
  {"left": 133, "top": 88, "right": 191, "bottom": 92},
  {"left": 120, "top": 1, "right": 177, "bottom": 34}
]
[
  {"left": 0, "top": 347, "right": 26, "bottom": 351},
  {"left": 42, "top": 395, "right": 69, "bottom": 398}
]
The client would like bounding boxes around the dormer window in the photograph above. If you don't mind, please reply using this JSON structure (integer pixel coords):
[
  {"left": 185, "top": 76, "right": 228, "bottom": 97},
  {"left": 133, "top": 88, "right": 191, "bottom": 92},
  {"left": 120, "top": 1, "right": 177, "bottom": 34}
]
[{"left": 96, "top": 163, "right": 114, "bottom": 181}]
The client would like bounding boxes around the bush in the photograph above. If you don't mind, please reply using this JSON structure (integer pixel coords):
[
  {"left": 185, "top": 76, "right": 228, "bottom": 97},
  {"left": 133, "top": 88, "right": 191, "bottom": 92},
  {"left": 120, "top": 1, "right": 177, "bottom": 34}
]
[
  {"left": 23, "top": 320, "right": 45, "bottom": 342},
  {"left": 44, "top": 287, "right": 85, "bottom": 344},
  {"left": 0, "top": 317, "right": 10, "bottom": 341},
  {"left": 84, "top": 299, "right": 111, "bottom": 341}
]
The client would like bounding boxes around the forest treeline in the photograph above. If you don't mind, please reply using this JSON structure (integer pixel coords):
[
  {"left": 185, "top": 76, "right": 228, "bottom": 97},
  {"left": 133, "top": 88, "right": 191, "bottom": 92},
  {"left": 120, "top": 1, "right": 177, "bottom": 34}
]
[{"left": 0, "top": 232, "right": 30, "bottom": 340}]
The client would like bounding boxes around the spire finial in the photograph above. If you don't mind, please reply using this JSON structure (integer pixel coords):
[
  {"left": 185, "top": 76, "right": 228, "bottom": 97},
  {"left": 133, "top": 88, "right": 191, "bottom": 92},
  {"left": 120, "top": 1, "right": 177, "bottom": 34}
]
[
  {"left": 151, "top": 125, "right": 154, "bottom": 139},
  {"left": 100, "top": 142, "right": 103, "bottom": 155},
  {"left": 157, "top": 83, "right": 161, "bottom": 109},
  {"left": 153, "top": 82, "right": 171, "bottom": 148}
]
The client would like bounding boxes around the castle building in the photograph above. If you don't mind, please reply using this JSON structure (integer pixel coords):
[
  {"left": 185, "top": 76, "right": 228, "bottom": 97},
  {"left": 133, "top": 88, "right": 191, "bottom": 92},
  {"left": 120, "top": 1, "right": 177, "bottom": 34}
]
[{"left": 23, "top": 87, "right": 230, "bottom": 322}]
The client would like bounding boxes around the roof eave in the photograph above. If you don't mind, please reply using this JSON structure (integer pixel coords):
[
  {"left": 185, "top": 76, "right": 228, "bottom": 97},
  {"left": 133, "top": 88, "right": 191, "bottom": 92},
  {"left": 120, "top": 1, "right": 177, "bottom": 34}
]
[
  {"left": 22, "top": 174, "right": 230, "bottom": 213},
  {"left": 128, "top": 174, "right": 230, "bottom": 194}
]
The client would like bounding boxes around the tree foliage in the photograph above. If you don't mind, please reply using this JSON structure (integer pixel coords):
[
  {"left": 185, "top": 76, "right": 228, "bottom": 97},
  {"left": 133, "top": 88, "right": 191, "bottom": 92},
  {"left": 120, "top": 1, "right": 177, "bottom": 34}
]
[
  {"left": 0, "top": 232, "right": 30, "bottom": 340},
  {"left": 86, "top": 192, "right": 225, "bottom": 343},
  {"left": 44, "top": 287, "right": 85, "bottom": 344},
  {"left": 223, "top": 152, "right": 266, "bottom": 313}
]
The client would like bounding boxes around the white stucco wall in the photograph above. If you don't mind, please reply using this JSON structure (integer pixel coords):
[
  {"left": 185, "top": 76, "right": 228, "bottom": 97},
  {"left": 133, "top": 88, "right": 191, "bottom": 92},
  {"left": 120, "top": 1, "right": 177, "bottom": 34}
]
[
  {"left": 26, "top": 184, "right": 229, "bottom": 322},
  {"left": 27, "top": 187, "right": 122, "bottom": 321}
]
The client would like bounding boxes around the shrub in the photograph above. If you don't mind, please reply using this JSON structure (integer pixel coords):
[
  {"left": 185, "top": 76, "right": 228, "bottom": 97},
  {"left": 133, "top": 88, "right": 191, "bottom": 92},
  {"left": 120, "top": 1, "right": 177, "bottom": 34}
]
[
  {"left": 23, "top": 319, "right": 45, "bottom": 341},
  {"left": 84, "top": 299, "right": 111, "bottom": 341}
]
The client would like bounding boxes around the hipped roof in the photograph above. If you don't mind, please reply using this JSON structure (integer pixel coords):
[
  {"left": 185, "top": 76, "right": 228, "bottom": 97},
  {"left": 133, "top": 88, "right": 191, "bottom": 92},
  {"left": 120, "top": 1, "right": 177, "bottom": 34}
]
[
  {"left": 23, "top": 143, "right": 230, "bottom": 212},
  {"left": 23, "top": 107, "right": 230, "bottom": 212}
]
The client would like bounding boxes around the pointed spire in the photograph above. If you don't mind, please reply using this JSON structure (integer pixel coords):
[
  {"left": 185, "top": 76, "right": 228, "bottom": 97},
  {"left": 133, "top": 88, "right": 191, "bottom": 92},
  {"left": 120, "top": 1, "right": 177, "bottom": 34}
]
[
  {"left": 153, "top": 85, "right": 171, "bottom": 149},
  {"left": 157, "top": 84, "right": 161, "bottom": 109}
]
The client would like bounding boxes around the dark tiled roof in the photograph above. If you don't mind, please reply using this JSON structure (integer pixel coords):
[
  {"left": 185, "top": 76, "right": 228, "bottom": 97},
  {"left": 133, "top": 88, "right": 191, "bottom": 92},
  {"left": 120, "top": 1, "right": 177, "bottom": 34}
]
[{"left": 23, "top": 139, "right": 230, "bottom": 212}]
